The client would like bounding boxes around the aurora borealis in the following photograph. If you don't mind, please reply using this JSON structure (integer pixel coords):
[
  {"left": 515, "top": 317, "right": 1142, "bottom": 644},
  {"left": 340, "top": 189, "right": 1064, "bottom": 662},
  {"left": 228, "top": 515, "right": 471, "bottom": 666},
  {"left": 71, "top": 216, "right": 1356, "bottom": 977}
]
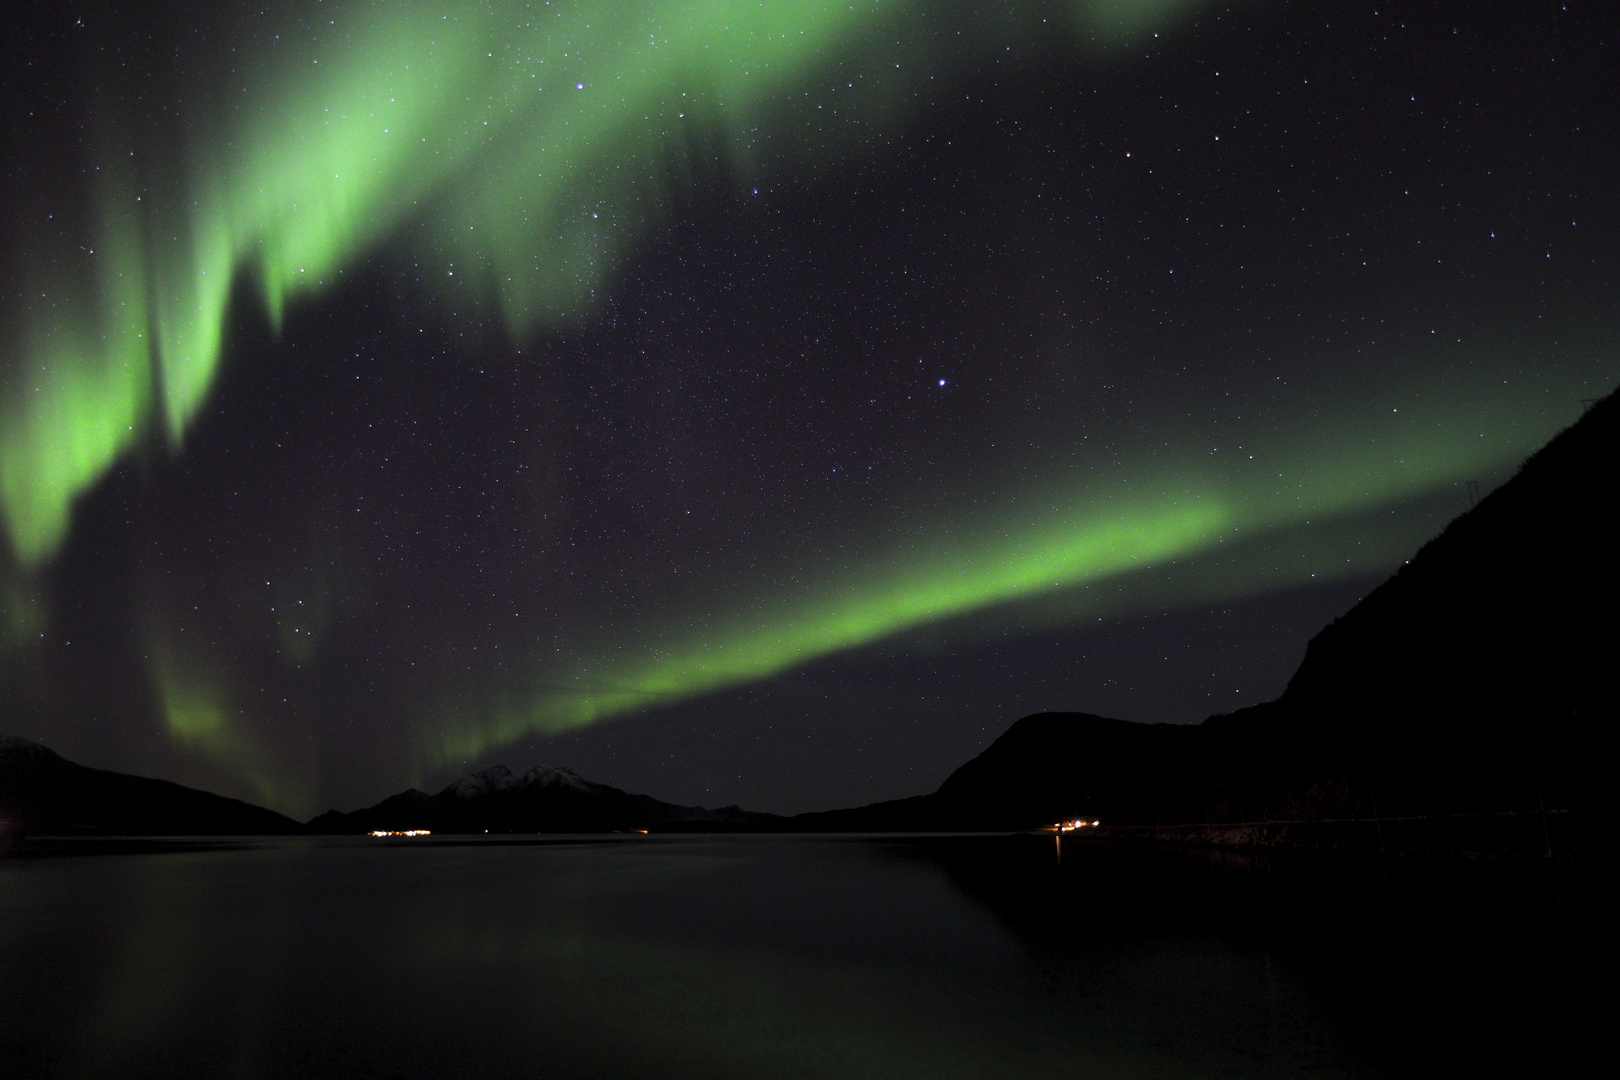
[{"left": 2, "top": 1, "right": 1615, "bottom": 817}]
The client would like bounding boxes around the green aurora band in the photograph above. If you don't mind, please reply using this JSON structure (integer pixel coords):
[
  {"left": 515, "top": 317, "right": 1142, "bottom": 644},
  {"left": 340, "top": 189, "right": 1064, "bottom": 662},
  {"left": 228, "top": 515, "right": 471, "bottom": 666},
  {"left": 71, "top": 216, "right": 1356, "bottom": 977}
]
[
  {"left": 419, "top": 383, "right": 1575, "bottom": 768},
  {"left": 1, "top": 0, "right": 1216, "bottom": 567}
]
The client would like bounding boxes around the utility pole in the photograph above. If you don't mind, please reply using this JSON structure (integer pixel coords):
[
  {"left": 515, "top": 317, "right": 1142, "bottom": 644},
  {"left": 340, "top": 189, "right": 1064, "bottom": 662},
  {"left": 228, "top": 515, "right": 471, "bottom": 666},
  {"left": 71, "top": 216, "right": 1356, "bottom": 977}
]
[{"left": 1466, "top": 480, "right": 1481, "bottom": 509}]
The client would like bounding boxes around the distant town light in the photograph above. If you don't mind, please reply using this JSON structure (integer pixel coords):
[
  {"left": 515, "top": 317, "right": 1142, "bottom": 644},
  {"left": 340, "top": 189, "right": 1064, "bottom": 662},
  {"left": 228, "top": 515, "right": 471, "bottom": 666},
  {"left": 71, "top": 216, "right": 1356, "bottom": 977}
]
[{"left": 367, "top": 829, "right": 431, "bottom": 837}]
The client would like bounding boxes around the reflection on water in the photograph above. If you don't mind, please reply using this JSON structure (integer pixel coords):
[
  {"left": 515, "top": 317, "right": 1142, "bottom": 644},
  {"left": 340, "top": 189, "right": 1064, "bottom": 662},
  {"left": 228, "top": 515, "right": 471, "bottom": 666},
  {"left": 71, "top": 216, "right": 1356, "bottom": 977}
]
[{"left": 0, "top": 835, "right": 1610, "bottom": 1079}]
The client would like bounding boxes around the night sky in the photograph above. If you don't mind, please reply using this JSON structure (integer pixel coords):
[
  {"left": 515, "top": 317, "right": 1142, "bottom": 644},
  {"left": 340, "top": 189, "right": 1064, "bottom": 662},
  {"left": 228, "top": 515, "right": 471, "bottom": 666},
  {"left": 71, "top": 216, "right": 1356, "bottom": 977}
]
[{"left": 2, "top": 1, "right": 1615, "bottom": 819}]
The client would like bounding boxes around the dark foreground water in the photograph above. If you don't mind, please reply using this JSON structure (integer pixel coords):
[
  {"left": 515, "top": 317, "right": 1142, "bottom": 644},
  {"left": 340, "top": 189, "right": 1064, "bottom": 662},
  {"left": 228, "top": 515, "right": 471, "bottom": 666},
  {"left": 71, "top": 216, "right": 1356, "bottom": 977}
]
[{"left": 1, "top": 834, "right": 1611, "bottom": 1079}]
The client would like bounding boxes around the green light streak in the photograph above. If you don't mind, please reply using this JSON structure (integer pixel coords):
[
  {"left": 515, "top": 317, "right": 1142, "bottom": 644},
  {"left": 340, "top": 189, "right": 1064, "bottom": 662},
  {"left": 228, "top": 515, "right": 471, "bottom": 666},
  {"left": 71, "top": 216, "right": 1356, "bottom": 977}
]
[
  {"left": 422, "top": 379, "right": 1569, "bottom": 766},
  {"left": 152, "top": 642, "right": 299, "bottom": 813},
  {"left": 1, "top": 168, "right": 151, "bottom": 564},
  {"left": 1, "top": 0, "right": 1219, "bottom": 567},
  {"left": 436, "top": 496, "right": 1229, "bottom": 759}
]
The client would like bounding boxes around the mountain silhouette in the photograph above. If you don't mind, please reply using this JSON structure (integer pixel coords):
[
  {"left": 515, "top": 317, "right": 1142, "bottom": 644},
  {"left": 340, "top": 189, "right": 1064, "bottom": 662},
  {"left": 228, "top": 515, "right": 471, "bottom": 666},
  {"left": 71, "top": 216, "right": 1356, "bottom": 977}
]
[
  {"left": 308, "top": 762, "right": 780, "bottom": 834},
  {"left": 0, "top": 735, "right": 302, "bottom": 837},
  {"left": 794, "top": 391, "right": 1619, "bottom": 855}
]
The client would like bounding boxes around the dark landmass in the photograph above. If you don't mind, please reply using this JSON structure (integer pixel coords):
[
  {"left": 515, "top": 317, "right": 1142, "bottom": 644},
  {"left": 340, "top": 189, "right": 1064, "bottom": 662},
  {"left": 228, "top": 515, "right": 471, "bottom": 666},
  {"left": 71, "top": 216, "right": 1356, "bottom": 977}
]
[
  {"left": 0, "top": 737, "right": 777, "bottom": 838},
  {"left": 791, "top": 391, "right": 1620, "bottom": 858},
  {"left": 307, "top": 763, "right": 780, "bottom": 834},
  {"left": 0, "top": 735, "right": 302, "bottom": 837},
  {"left": 1, "top": 741, "right": 779, "bottom": 837}
]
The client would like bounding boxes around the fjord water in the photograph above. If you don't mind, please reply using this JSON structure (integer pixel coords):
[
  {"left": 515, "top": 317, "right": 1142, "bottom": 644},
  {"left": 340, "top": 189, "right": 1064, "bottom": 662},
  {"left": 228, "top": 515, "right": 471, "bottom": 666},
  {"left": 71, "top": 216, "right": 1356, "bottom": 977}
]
[{"left": 1, "top": 836, "right": 1608, "bottom": 1079}]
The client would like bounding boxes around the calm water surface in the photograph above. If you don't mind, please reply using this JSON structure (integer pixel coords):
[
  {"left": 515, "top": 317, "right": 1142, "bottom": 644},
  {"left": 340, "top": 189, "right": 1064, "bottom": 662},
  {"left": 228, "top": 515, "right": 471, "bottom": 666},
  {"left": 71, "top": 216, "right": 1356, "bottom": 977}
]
[{"left": 1, "top": 834, "right": 1609, "bottom": 1079}]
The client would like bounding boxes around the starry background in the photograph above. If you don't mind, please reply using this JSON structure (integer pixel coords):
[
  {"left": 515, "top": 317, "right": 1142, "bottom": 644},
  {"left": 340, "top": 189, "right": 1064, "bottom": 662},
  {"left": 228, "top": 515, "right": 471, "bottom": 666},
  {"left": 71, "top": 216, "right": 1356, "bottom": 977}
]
[{"left": 1, "top": 0, "right": 1615, "bottom": 818}]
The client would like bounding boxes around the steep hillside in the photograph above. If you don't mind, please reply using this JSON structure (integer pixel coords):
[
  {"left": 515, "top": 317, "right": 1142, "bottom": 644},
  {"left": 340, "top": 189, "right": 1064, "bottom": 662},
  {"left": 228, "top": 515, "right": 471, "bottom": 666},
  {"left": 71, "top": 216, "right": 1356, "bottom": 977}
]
[
  {"left": 798, "top": 391, "right": 1619, "bottom": 854},
  {"left": 0, "top": 736, "right": 302, "bottom": 836}
]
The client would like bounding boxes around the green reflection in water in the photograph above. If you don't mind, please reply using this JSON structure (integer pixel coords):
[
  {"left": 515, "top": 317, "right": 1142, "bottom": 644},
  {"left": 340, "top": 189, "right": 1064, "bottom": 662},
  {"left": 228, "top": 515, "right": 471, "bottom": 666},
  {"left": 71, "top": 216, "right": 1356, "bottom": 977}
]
[{"left": 0, "top": 839, "right": 1348, "bottom": 1079}]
